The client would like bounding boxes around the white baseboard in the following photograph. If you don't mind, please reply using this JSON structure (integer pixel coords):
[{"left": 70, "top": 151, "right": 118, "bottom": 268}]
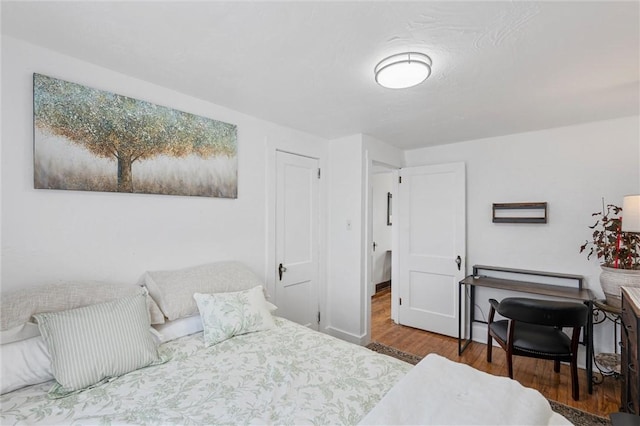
[{"left": 324, "top": 326, "right": 368, "bottom": 345}]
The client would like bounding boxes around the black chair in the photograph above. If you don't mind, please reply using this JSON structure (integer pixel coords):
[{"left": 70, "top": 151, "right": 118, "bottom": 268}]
[{"left": 487, "top": 297, "right": 588, "bottom": 400}]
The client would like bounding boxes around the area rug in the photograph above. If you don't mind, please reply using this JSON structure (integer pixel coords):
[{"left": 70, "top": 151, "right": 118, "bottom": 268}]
[{"left": 366, "top": 342, "right": 611, "bottom": 426}]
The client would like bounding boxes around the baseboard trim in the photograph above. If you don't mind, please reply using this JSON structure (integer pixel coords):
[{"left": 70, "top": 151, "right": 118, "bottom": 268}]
[
  {"left": 375, "top": 280, "right": 391, "bottom": 293},
  {"left": 324, "top": 326, "right": 367, "bottom": 345}
]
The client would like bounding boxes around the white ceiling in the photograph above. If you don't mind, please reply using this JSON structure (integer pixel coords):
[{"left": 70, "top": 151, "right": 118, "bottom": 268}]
[{"left": 2, "top": 1, "right": 639, "bottom": 150}]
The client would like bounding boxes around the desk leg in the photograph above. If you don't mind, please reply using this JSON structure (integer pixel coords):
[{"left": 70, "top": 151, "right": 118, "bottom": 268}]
[
  {"left": 470, "top": 285, "right": 475, "bottom": 343},
  {"left": 458, "top": 282, "right": 474, "bottom": 355},
  {"left": 458, "top": 282, "right": 464, "bottom": 355},
  {"left": 586, "top": 300, "right": 594, "bottom": 394}
]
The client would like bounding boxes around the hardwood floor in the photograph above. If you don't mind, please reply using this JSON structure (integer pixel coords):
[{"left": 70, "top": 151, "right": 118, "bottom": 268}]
[{"left": 371, "top": 288, "right": 620, "bottom": 418}]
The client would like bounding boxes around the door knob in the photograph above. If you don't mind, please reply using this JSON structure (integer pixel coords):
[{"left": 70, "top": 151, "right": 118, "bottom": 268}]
[
  {"left": 455, "top": 256, "right": 462, "bottom": 271},
  {"left": 278, "top": 263, "right": 287, "bottom": 281}
]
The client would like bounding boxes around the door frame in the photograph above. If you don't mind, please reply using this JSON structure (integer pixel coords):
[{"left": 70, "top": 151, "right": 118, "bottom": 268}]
[
  {"left": 368, "top": 164, "right": 395, "bottom": 298},
  {"left": 366, "top": 158, "right": 467, "bottom": 340},
  {"left": 364, "top": 154, "right": 400, "bottom": 342},
  {"left": 266, "top": 140, "right": 326, "bottom": 330}
]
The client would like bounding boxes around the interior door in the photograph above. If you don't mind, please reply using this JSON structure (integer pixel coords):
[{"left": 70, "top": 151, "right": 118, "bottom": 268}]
[
  {"left": 397, "top": 162, "right": 465, "bottom": 337},
  {"left": 275, "top": 151, "right": 319, "bottom": 330}
]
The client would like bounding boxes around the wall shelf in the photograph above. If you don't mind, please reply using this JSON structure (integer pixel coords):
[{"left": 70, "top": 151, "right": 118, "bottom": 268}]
[{"left": 492, "top": 202, "right": 547, "bottom": 224}]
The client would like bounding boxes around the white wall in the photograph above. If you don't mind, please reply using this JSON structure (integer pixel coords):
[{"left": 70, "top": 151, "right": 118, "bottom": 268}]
[
  {"left": 4, "top": 36, "right": 639, "bottom": 356},
  {"left": 326, "top": 135, "right": 364, "bottom": 342},
  {"left": 325, "top": 134, "right": 403, "bottom": 344},
  {"left": 1, "top": 36, "right": 328, "bottom": 293},
  {"left": 404, "top": 116, "right": 640, "bottom": 355}
]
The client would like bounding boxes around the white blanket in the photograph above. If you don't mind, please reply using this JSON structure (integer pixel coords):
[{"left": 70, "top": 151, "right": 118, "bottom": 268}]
[{"left": 360, "top": 354, "right": 571, "bottom": 425}]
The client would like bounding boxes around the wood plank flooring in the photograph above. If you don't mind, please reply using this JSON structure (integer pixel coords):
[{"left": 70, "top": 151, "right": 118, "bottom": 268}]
[{"left": 371, "top": 288, "right": 620, "bottom": 418}]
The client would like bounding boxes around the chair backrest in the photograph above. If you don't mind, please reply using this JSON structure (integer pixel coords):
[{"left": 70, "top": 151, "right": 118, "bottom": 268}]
[{"left": 496, "top": 297, "right": 588, "bottom": 328}]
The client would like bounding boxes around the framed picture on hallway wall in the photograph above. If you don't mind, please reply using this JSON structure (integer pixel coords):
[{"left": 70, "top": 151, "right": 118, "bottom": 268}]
[{"left": 33, "top": 73, "right": 238, "bottom": 198}]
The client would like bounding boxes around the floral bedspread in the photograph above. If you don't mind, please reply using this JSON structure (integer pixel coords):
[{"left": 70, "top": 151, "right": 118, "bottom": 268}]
[{"left": 1, "top": 318, "right": 411, "bottom": 425}]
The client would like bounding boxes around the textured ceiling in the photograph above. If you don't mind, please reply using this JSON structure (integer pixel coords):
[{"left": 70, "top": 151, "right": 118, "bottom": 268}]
[{"left": 2, "top": 1, "right": 639, "bottom": 149}]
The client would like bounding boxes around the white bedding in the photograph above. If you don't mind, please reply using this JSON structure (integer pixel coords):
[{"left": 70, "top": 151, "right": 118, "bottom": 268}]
[
  {"left": 0, "top": 317, "right": 411, "bottom": 425},
  {"left": 360, "top": 353, "right": 571, "bottom": 426},
  {"left": 1, "top": 317, "right": 571, "bottom": 426}
]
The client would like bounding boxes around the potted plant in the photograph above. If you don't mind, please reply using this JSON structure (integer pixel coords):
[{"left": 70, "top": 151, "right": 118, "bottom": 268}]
[{"left": 580, "top": 203, "right": 640, "bottom": 307}]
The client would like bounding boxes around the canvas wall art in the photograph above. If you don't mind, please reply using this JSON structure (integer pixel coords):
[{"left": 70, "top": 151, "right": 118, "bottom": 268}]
[{"left": 33, "top": 73, "right": 238, "bottom": 198}]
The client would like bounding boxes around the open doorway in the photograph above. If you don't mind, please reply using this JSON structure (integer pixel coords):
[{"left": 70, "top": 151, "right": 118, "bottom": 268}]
[
  {"left": 371, "top": 169, "right": 393, "bottom": 295},
  {"left": 370, "top": 163, "right": 395, "bottom": 327}
]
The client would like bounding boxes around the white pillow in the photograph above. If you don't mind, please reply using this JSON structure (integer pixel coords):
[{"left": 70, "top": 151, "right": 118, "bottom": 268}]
[
  {"left": 152, "top": 301, "right": 277, "bottom": 344},
  {"left": 194, "top": 286, "right": 276, "bottom": 346},
  {"left": 0, "top": 336, "right": 53, "bottom": 394},
  {"left": 152, "top": 314, "right": 204, "bottom": 343},
  {"left": 34, "top": 292, "right": 163, "bottom": 398},
  {"left": 0, "top": 322, "right": 41, "bottom": 345},
  {"left": 1, "top": 281, "right": 165, "bottom": 333},
  {"left": 265, "top": 301, "right": 278, "bottom": 312},
  {"left": 141, "top": 261, "right": 265, "bottom": 321}
]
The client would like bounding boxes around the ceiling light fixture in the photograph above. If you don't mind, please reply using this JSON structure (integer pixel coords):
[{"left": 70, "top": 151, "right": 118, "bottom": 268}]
[{"left": 374, "top": 52, "right": 432, "bottom": 89}]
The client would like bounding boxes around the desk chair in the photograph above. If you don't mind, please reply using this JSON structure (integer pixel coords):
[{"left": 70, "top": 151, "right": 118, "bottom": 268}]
[{"left": 487, "top": 297, "right": 589, "bottom": 400}]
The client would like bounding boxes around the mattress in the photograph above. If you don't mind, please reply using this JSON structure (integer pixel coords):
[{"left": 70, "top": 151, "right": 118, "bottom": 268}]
[{"left": 0, "top": 317, "right": 411, "bottom": 425}]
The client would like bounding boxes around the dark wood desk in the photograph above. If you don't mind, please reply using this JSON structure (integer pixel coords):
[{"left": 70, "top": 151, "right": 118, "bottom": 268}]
[{"left": 458, "top": 265, "right": 595, "bottom": 394}]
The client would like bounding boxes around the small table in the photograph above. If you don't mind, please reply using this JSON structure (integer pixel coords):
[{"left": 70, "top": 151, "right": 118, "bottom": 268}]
[{"left": 592, "top": 299, "right": 622, "bottom": 381}]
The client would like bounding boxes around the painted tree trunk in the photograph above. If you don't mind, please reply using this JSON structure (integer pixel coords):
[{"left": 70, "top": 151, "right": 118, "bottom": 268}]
[{"left": 117, "top": 156, "right": 133, "bottom": 193}]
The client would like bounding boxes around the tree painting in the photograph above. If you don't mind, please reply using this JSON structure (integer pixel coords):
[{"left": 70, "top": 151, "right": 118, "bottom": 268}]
[{"left": 33, "top": 73, "right": 237, "bottom": 198}]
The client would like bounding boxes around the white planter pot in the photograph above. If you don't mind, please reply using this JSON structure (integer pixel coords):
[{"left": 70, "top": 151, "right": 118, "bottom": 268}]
[{"left": 600, "top": 266, "right": 640, "bottom": 308}]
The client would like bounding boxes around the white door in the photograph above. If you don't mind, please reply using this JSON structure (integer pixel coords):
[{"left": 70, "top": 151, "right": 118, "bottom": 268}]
[
  {"left": 275, "top": 151, "right": 320, "bottom": 330},
  {"left": 397, "top": 162, "right": 465, "bottom": 337}
]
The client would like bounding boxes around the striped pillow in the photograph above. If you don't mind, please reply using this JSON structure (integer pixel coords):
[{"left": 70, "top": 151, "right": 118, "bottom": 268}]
[{"left": 34, "top": 292, "right": 162, "bottom": 398}]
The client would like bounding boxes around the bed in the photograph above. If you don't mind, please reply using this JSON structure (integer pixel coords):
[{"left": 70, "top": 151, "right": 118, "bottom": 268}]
[{"left": 0, "top": 261, "right": 569, "bottom": 425}]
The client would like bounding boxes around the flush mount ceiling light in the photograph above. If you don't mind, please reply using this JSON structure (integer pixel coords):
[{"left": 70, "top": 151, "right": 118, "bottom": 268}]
[{"left": 374, "top": 52, "right": 432, "bottom": 89}]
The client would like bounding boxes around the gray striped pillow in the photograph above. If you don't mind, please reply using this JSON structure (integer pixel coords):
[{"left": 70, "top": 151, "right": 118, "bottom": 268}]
[{"left": 34, "top": 292, "right": 161, "bottom": 398}]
